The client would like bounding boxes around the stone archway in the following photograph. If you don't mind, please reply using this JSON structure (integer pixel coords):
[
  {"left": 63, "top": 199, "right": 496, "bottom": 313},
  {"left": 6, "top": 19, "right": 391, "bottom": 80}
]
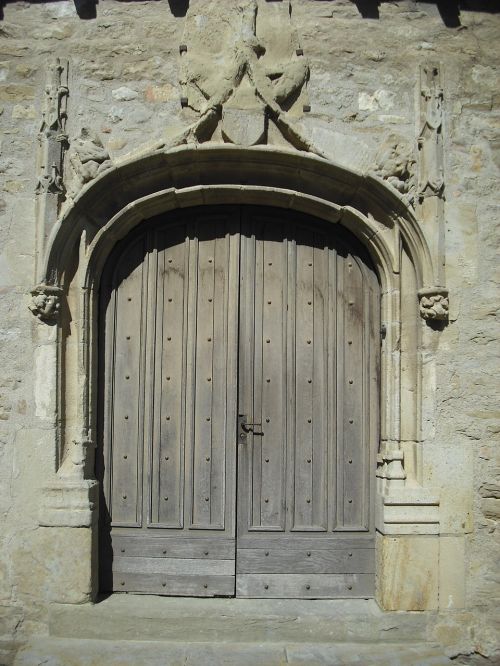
[{"left": 34, "top": 144, "right": 444, "bottom": 610}]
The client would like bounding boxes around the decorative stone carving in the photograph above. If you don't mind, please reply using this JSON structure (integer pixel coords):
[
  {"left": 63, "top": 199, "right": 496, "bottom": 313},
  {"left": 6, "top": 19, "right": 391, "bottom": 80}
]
[
  {"left": 35, "top": 59, "right": 69, "bottom": 276},
  {"left": 66, "top": 128, "right": 112, "bottom": 199},
  {"left": 165, "top": 0, "right": 314, "bottom": 153},
  {"left": 35, "top": 163, "right": 64, "bottom": 195},
  {"left": 418, "top": 287, "right": 449, "bottom": 321},
  {"left": 373, "top": 135, "right": 416, "bottom": 204},
  {"left": 29, "top": 284, "right": 63, "bottom": 322},
  {"left": 418, "top": 64, "right": 444, "bottom": 200}
]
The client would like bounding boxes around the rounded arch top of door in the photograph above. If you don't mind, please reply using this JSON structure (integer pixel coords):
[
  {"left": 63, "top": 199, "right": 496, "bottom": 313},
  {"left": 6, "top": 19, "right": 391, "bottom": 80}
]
[{"left": 98, "top": 205, "right": 380, "bottom": 600}]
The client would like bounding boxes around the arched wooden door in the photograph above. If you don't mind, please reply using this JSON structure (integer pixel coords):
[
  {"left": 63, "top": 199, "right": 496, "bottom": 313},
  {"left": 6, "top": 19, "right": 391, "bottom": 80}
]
[{"left": 97, "top": 205, "right": 380, "bottom": 599}]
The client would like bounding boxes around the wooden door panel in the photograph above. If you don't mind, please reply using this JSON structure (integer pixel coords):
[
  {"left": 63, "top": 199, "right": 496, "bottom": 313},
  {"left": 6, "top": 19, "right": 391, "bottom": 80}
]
[
  {"left": 100, "top": 205, "right": 378, "bottom": 599},
  {"left": 149, "top": 226, "right": 188, "bottom": 528},
  {"left": 110, "top": 535, "right": 235, "bottom": 559},
  {"left": 237, "top": 209, "right": 379, "bottom": 599},
  {"left": 100, "top": 209, "right": 239, "bottom": 597},
  {"left": 103, "top": 235, "right": 147, "bottom": 529},
  {"left": 236, "top": 548, "right": 375, "bottom": 574},
  {"left": 103, "top": 572, "right": 235, "bottom": 597},
  {"left": 236, "top": 574, "right": 375, "bottom": 599}
]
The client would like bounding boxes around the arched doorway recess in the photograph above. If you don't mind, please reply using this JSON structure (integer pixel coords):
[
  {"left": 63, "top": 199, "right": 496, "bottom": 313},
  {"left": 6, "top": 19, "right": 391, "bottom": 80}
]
[
  {"left": 35, "top": 145, "right": 442, "bottom": 608},
  {"left": 98, "top": 205, "right": 380, "bottom": 598}
]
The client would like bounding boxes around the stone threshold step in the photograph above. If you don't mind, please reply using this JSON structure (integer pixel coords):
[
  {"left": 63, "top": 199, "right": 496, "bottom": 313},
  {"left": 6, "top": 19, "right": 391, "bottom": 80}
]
[
  {"left": 49, "top": 596, "right": 432, "bottom": 644},
  {"left": 15, "top": 637, "right": 453, "bottom": 666}
]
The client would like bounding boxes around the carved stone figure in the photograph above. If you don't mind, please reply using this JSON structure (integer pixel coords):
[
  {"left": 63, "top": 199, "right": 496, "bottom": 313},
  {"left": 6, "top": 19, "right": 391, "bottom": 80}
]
[
  {"left": 66, "top": 128, "right": 112, "bottom": 199},
  {"left": 418, "top": 287, "right": 449, "bottom": 321},
  {"left": 372, "top": 135, "right": 416, "bottom": 203},
  {"left": 29, "top": 284, "right": 63, "bottom": 322},
  {"left": 418, "top": 64, "right": 444, "bottom": 200},
  {"left": 40, "top": 58, "right": 69, "bottom": 139},
  {"left": 168, "top": 0, "right": 313, "bottom": 151}
]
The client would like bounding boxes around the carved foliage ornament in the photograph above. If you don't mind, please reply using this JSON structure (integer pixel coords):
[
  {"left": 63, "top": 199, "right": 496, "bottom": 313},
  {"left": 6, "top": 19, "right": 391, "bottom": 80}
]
[
  {"left": 418, "top": 287, "right": 449, "bottom": 321},
  {"left": 29, "top": 284, "right": 63, "bottom": 322}
]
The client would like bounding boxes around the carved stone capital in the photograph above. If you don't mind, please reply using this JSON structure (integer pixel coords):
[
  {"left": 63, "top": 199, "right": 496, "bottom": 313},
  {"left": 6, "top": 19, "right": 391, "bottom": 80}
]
[
  {"left": 418, "top": 287, "right": 449, "bottom": 321},
  {"left": 29, "top": 284, "right": 63, "bottom": 322}
]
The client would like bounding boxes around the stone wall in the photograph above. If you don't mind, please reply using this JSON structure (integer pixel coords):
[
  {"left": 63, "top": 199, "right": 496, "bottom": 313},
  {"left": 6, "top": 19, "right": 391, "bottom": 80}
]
[{"left": 0, "top": 1, "right": 498, "bottom": 663}]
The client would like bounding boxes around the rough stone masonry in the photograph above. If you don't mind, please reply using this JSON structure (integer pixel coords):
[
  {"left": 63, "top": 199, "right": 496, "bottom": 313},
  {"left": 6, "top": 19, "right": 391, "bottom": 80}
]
[{"left": 0, "top": 1, "right": 499, "bottom": 664}]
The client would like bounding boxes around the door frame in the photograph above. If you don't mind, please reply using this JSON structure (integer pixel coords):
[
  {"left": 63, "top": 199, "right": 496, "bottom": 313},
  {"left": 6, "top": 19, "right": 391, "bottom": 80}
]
[{"left": 35, "top": 145, "right": 443, "bottom": 609}]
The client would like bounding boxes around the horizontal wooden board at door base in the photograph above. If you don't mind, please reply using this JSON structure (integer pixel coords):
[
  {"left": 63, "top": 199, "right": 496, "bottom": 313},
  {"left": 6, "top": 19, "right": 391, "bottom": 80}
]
[
  {"left": 236, "top": 548, "right": 374, "bottom": 574},
  {"left": 110, "top": 535, "right": 235, "bottom": 559},
  {"left": 236, "top": 574, "right": 374, "bottom": 599},
  {"left": 102, "top": 571, "right": 235, "bottom": 597},
  {"left": 237, "top": 535, "right": 375, "bottom": 550},
  {"left": 112, "top": 556, "right": 234, "bottom": 576}
]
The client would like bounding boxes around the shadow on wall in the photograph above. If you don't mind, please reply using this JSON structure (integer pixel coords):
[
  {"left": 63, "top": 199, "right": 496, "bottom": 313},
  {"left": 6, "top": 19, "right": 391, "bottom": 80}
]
[
  {"left": 0, "top": 0, "right": 499, "bottom": 23},
  {"left": 352, "top": 0, "right": 500, "bottom": 27}
]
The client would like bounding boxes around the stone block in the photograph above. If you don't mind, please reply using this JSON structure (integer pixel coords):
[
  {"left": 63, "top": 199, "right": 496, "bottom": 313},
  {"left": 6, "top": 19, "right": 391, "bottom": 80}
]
[
  {"left": 439, "top": 536, "right": 466, "bottom": 610},
  {"left": 376, "top": 533, "right": 439, "bottom": 610}
]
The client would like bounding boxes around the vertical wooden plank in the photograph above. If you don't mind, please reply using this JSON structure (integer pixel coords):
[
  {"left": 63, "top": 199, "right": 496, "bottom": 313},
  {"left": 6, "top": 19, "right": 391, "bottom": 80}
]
[
  {"left": 109, "top": 236, "right": 146, "bottom": 527},
  {"left": 191, "top": 225, "right": 217, "bottom": 528},
  {"left": 293, "top": 232, "right": 314, "bottom": 529},
  {"left": 327, "top": 243, "right": 337, "bottom": 533},
  {"left": 340, "top": 254, "right": 367, "bottom": 529},
  {"left": 150, "top": 226, "right": 188, "bottom": 527},
  {"left": 250, "top": 217, "right": 264, "bottom": 528},
  {"left": 257, "top": 220, "right": 286, "bottom": 530},
  {"left": 208, "top": 223, "right": 230, "bottom": 529},
  {"left": 183, "top": 223, "right": 198, "bottom": 532},
  {"left": 311, "top": 235, "right": 328, "bottom": 530}
]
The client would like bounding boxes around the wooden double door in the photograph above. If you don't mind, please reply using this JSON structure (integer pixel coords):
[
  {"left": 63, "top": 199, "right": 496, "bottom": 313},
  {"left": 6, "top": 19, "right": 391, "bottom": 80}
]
[{"left": 98, "top": 205, "right": 379, "bottom": 599}]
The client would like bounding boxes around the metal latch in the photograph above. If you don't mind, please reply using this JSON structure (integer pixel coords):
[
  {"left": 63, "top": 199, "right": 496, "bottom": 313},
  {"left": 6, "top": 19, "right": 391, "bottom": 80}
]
[{"left": 238, "top": 414, "right": 264, "bottom": 440}]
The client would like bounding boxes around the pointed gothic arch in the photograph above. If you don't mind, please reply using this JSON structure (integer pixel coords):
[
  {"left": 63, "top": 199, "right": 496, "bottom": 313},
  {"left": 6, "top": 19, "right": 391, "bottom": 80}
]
[{"left": 36, "top": 144, "right": 442, "bottom": 606}]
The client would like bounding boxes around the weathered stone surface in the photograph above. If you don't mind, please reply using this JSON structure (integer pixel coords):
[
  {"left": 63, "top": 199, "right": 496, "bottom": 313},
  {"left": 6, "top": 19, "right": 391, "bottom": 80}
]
[
  {"left": 0, "top": 0, "right": 498, "bottom": 662},
  {"left": 14, "top": 638, "right": 453, "bottom": 666}
]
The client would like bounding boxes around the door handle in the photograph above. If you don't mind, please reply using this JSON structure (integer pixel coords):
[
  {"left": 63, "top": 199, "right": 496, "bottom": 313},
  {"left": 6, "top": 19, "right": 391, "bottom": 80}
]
[{"left": 238, "top": 415, "right": 264, "bottom": 439}]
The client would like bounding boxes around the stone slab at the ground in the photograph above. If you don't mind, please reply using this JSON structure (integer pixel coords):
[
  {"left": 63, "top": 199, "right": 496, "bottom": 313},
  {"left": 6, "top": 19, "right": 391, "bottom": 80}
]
[{"left": 14, "top": 638, "right": 453, "bottom": 666}]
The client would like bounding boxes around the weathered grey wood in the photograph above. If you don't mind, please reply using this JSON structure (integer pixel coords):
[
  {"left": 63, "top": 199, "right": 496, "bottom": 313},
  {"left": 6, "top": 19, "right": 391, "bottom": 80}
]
[
  {"left": 103, "top": 572, "right": 235, "bottom": 597},
  {"left": 236, "top": 574, "right": 375, "bottom": 599},
  {"left": 100, "top": 205, "right": 379, "bottom": 599},
  {"left": 113, "top": 556, "right": 234, "bottom": 576},
  {"left": 237, "top": 534, "right": 375, "bottom": 549},
  {"left": 106, "top": 236, "right": 147, "bottom": 528},
  {"left": 150, "top": 226, "right": 187, "bottom": 528},
  {"left": 236, "top": 548, "right": 374, "bottom": 574},
  {"left": 111, "top": 535, "right": 235, "bottom": 559}
]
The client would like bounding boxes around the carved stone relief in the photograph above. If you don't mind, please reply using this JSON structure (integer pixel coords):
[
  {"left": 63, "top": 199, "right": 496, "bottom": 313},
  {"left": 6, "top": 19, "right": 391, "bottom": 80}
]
[
  {"left": 372, "top": 134, "right": 416, "bottom": 205},
  {"left": 418, "top": 64, "right": 444, "bottom": 201},
  {"left": 164, "top": 0, "right": 314, "bottom": 152},
  {"left": 29, "top": 284, "right": 63, "bottom": 322},
  {"left": 418, "top": 287, "right": 449, "bottom": 321},
  {"left": 35, "top": 59, "right": 69, "bottom": 277},
  {"left": 65, "top": 128, "right": 112, "bottom": 200}
]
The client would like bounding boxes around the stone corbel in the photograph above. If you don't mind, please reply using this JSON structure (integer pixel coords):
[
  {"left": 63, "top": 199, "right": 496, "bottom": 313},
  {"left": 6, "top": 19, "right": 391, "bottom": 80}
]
[
  {"left": 29, "top": 284, "right": 63, "bottom": 322},
  {"left": 418, "top": 287, "right": 449, "bottom": 322}
]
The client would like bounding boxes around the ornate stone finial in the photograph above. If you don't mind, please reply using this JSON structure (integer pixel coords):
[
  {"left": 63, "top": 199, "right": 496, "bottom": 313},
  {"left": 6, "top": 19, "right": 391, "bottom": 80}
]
[
  {"left": 29, "top": 284, "right": 63, "bottom": 322},
  {"left": 418, "top": 287, "right": 449, "bottom": 321}
]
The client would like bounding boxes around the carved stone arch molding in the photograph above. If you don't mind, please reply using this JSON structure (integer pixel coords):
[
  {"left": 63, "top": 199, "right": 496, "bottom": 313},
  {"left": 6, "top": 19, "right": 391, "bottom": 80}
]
[{"left": 35, "top": 145, "right": 444, "bottom": 608}]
